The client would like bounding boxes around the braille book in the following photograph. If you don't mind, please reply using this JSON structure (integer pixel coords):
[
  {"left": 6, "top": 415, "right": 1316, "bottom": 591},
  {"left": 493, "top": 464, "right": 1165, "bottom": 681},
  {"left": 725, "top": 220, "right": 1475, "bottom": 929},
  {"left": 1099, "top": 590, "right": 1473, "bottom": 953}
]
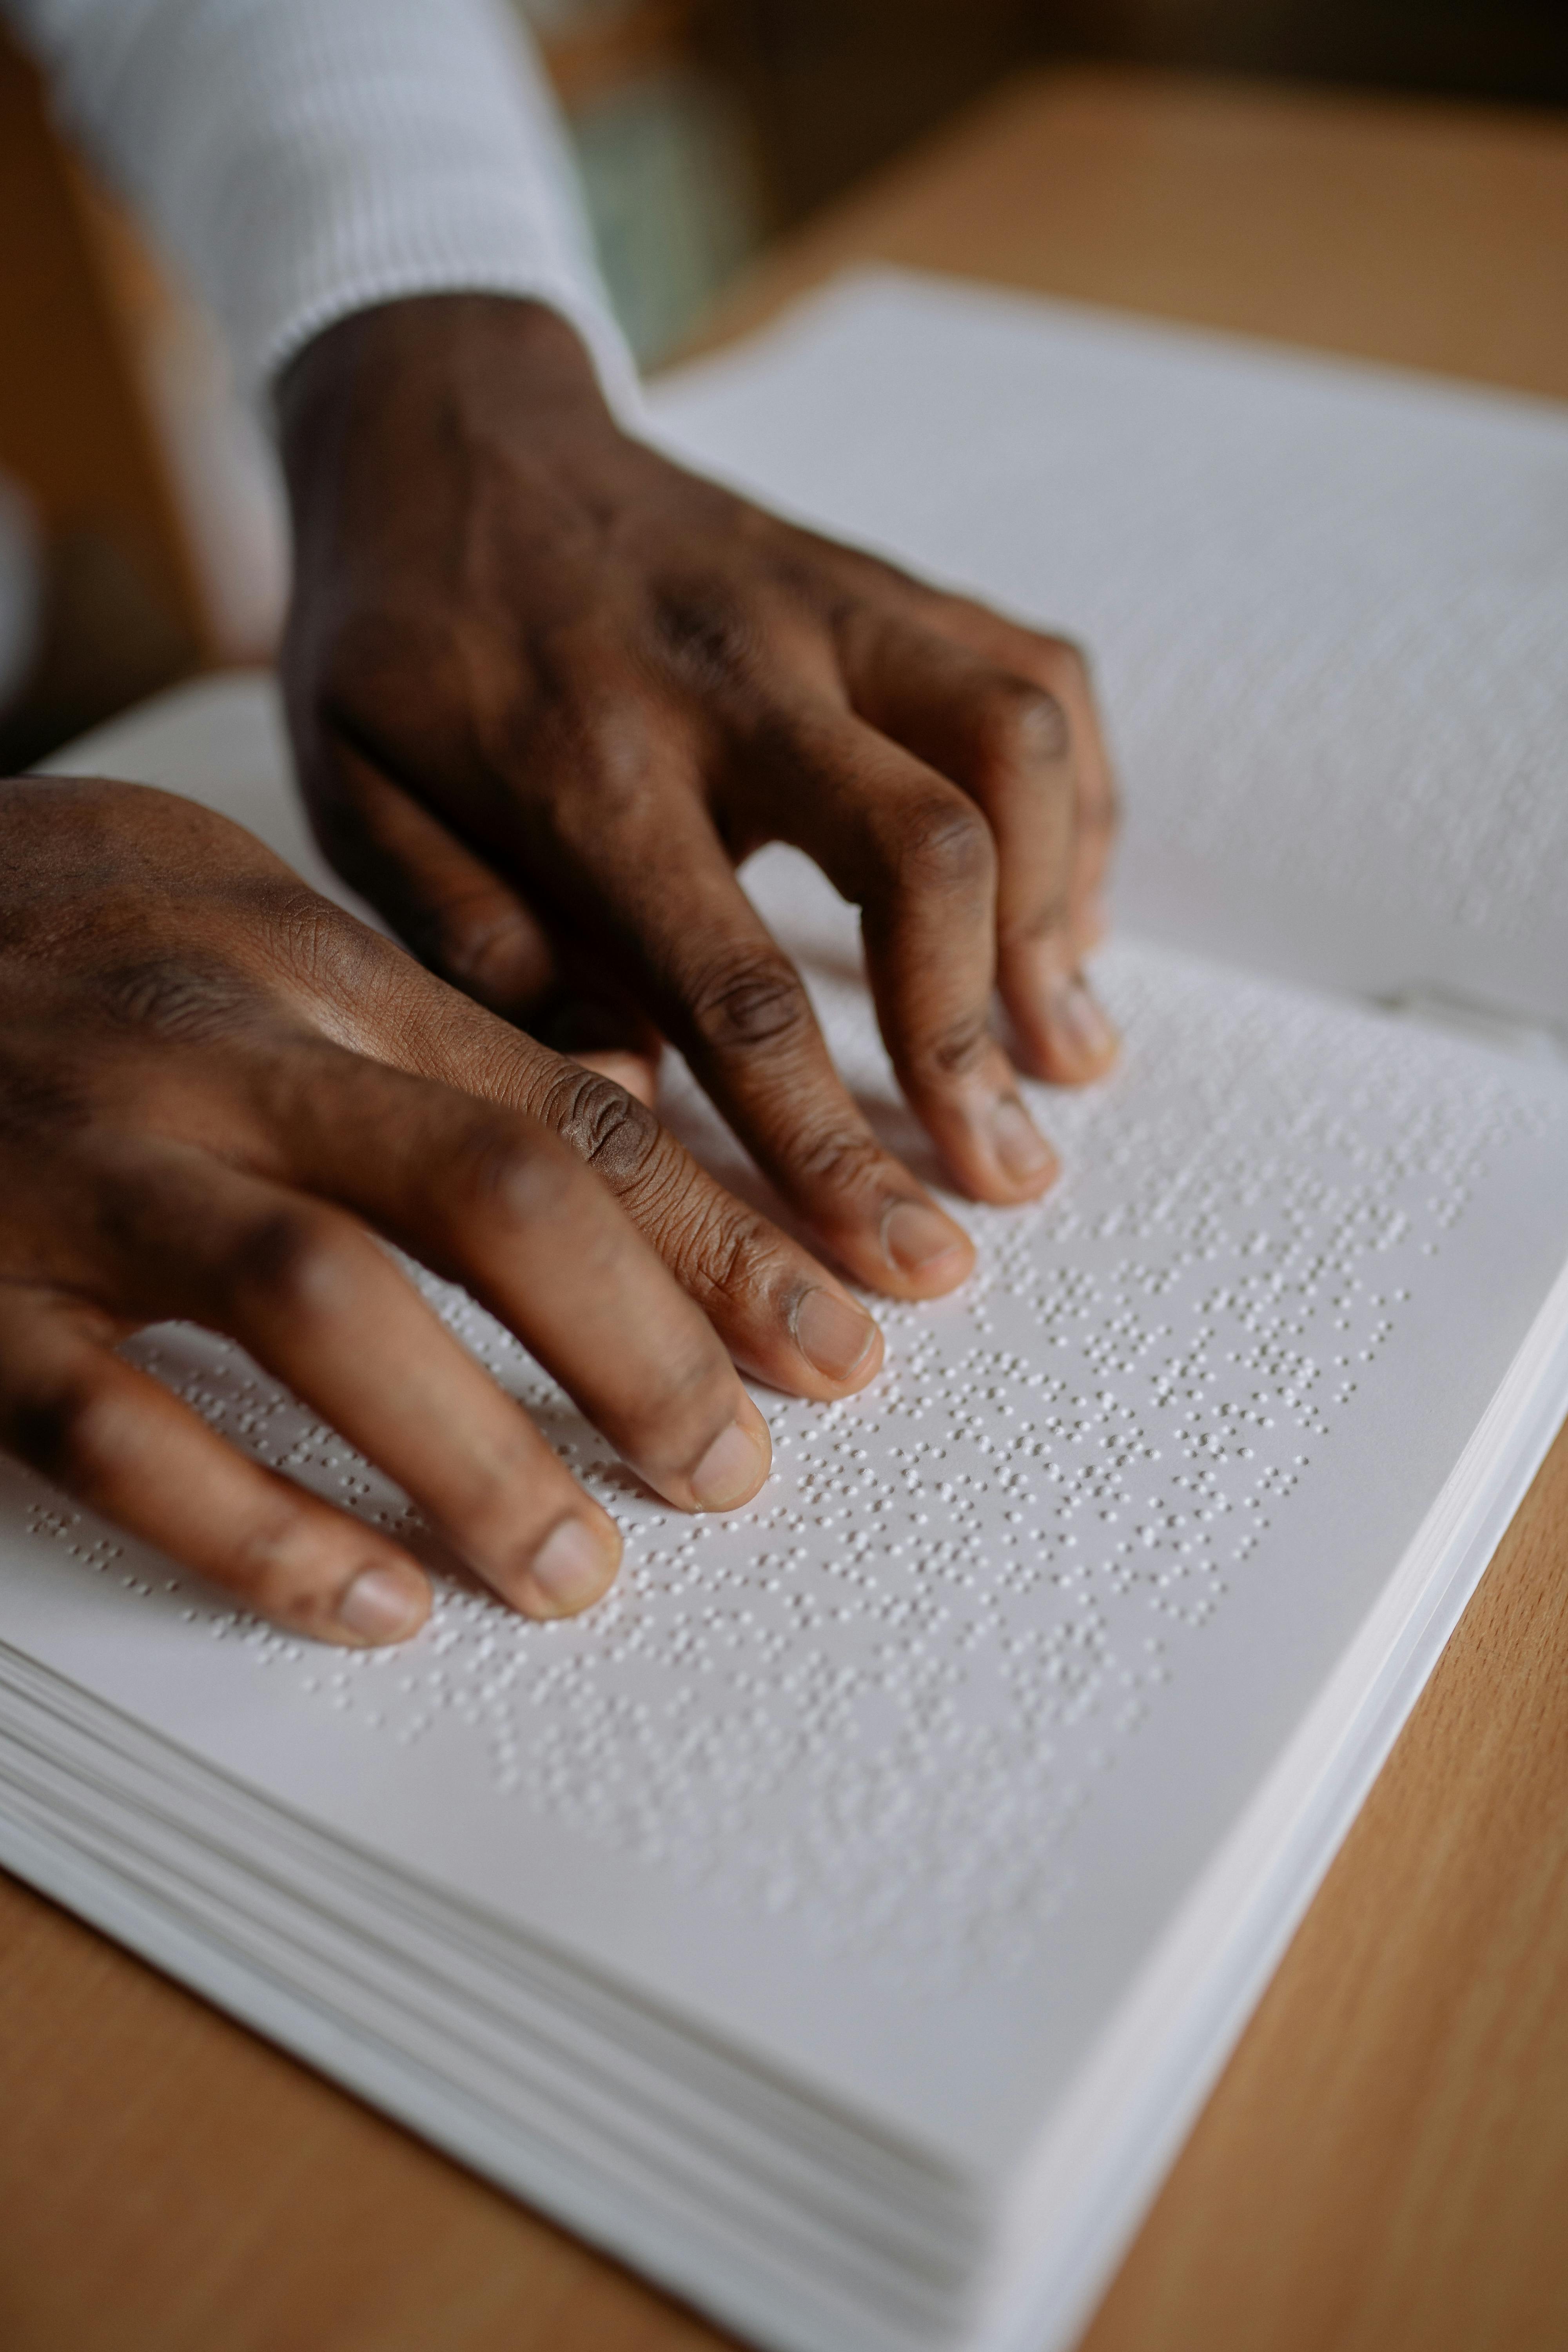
[{"left": 4, "top": 271, "right": 1568, "bottom": 2352}]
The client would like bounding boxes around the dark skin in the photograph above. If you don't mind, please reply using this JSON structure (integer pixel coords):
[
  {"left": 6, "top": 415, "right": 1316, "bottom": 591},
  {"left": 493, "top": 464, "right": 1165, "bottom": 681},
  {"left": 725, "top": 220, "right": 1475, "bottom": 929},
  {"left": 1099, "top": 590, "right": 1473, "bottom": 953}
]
[
  {"left": 3, "top": 294, "right": 1118, "bottom": 1646},
  {"left": 279, "top": 294, "right": 1118, "bottom": 1302},
  {"left": 0, "top": 779, "right": 889, "bottom": 1646}
]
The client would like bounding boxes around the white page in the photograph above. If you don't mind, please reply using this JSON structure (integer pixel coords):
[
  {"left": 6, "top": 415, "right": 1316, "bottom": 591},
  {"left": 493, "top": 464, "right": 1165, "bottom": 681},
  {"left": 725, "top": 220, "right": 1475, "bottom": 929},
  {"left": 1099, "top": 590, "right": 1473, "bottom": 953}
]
[
  {"left": 9, "top": 678, "right": 1568, "bottom": 2197},
  {"left": 649, "top": 270, "right": 1568, "bottom": 1034}
]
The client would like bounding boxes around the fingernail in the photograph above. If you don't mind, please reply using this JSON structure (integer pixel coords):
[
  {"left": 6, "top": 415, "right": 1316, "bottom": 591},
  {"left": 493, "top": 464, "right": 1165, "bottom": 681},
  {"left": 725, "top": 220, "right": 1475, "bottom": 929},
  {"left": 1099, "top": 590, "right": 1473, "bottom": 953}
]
[
  {"left": 988, "top": 1093, "right": 1057, "bottom": 1185},
  {"left": 792, "top": 1287, "right": 879, "bottom": 1382},
  {"left": 882, "top": 1199, "right": 969, "bottom": 1278},
  {"left": 338, "top": 1563, "right": 425, "bottom": 1645},
  {"left": 691, "top": 1418, "right": 769, "bottom": 1512},
  {"left": 1050, "top": 971, "right": 1118, "bottom": 1066},
  {"left": 529, "top": 1514, "right": 617, "bottom": 1613}
]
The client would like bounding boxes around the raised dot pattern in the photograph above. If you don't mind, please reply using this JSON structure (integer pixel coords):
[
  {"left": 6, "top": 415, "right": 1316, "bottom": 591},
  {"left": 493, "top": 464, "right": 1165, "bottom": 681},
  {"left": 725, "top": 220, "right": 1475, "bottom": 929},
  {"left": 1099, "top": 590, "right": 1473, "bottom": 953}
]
[{"left": 24, "top": 933, "right": 1564, "bottom": 1987}]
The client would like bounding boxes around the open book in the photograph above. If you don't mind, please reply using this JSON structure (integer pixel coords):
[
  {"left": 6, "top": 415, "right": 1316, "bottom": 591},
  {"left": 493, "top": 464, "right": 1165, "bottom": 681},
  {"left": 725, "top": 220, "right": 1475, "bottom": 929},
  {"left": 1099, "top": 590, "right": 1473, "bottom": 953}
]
[{"left": 5, "top": 270, "right": 1567, "bottom": 2352}]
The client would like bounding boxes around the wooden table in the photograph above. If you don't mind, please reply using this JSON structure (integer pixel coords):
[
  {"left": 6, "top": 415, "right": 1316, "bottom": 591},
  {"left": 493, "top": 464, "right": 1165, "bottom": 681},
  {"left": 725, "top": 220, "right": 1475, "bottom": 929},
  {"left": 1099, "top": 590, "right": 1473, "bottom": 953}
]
[{"left": 4, "top": 65, "right": 1568, "bottom": 2352}]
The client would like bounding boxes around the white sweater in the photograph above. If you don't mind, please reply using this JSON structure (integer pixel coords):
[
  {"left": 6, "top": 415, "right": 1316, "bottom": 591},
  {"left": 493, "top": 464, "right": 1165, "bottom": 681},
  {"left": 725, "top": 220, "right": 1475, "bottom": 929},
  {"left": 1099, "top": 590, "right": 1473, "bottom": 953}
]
[{"left": 4, "top": 0, "right": 636, "bottom": 406}]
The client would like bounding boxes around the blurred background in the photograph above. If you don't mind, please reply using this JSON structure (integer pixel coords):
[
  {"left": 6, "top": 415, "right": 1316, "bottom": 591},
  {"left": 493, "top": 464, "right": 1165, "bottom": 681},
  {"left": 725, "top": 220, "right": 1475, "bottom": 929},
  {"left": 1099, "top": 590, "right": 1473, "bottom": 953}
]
[{"left": 2, "top": 0, "right": 1565, "bottom": 768}]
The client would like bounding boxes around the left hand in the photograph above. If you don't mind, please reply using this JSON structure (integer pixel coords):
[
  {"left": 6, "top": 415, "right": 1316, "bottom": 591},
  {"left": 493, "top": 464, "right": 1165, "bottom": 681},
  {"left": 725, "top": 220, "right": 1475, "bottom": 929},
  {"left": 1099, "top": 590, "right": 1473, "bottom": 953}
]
[
  {"left": 0, "top": 777, "right": 887, "bottom": 1644},
  {"left": 280, "top": 295, "right": 1118, "bottom": 1302}
]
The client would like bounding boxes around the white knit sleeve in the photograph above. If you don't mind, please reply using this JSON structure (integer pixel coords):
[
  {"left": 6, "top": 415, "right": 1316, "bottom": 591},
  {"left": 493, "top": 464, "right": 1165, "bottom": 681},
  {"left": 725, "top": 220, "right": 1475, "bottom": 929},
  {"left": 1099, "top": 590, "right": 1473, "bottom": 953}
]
[{"left": 4, "top": 0, "right": 639, "bottom": 412}]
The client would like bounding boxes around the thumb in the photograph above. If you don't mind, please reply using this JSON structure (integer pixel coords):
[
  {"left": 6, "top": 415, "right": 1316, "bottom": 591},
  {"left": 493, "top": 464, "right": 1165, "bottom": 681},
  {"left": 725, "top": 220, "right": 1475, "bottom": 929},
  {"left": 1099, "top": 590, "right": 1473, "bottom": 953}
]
[
  {"left": 300, "top": 733, "right": 559, "bottom": 1015},
  {"left": 301, "top": 734, "right": 662, "bottom": 1107}
]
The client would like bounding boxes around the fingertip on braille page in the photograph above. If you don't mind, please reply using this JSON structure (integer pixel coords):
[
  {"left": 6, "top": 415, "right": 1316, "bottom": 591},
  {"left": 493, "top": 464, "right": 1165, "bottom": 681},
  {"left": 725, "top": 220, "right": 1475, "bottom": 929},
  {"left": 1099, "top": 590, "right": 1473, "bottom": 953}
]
[
  {"left": 1047, "top": 972, "right": 1118, "bottom": 1077},
  {"left": 691, "top": 1416, "right": 771, "bottom": 1511},
  {"left": 987, "top": 1094, "right": 1058, "bottom": 1189},
  {"left": 336, "top": 1561, "right": 428, "bottom": 1645},
  {"left": 791, "top": 1286, "right": 881, "bottom": 1385},
  {"left": 524, "top": 1514, "right": 620, "bottom": 1615},
  {"left": 881, "top": 1199, "right": 973, "bottom": 1288}
]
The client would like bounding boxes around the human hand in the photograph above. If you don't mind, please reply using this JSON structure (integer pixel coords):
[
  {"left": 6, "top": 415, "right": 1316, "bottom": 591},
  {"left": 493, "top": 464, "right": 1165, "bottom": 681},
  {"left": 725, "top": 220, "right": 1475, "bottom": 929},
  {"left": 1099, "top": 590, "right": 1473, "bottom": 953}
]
[
  {"left": 0, "top": 778, "right": 886, "bottom": 1646},
  {"left": 280, "top": 295, "right": 1118, "bottom": 1303}
]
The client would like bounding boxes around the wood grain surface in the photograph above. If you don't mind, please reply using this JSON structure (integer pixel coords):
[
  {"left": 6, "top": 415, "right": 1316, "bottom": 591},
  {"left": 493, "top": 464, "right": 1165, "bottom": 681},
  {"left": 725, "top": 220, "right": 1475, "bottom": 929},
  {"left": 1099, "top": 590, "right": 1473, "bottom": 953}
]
[
  {"left": 4, "top": 65, "right": 1567, "bottom": 2352},
  {"left": 692, "top": 64, "right": 1568, "bottom": 398}
]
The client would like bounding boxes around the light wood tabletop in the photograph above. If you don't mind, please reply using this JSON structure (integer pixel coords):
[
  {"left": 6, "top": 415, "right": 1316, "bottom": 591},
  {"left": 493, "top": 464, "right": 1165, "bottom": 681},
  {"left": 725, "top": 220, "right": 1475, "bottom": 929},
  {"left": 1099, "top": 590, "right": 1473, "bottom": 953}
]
[{"left": 4, "top": 64, "right": 1568, "bottom": 2352}]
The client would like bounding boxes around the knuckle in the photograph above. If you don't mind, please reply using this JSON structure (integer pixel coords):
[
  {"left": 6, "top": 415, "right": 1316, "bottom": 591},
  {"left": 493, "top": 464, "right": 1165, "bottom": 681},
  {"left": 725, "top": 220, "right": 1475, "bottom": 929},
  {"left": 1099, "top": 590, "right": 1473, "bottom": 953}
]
[
  {"left": 559, "top": 1101, "right": 779, "bottom": 1308},
  {"left": 1027, "top": 630, "right": 1090, "bottom": 689},
  {"left": 449, "top": 1114, "right": 581, "bottom": 1229},
  {"left": 4, "top": 1366, "right": 122, "bottom": 1489},
  {"left": 260, "top": 884, "right": 397, "bottom": 1003},
  {"left": 544, "top": 1067, "right": 663, "bottom": 1188},
  {"left": 438, "top": 900, "right": 550, "bottom": 1010},
  {"left": 973, "top": 678, "right": 1071, "bottom": 771},
  {"left": 653, "top": 580, "right": 760, "bottom": 688},
  {"left": 659, "top": 1188, "right": 775, "bottom": 1310},
  {"left": 94, "top": 953, "right": 255, "bottom": 1046},
  {"left": 533, "top": 692, "right": 661, "bottom": 834},
  {"left": 216, "top": 1205, "right": 352, "bottom": 1319},
  {"left": 1011, "top": 886, "right": 1073, "bottom": 948},
  {"left": 909, "top": 1008, "right": 995, "bottom": 1085},
  {"left": 795, "top": 1123, "right": 893, "bottom": 1201},
  {"left": 686, "top": 948, "right": 813, "bottom": 1055},
  {"left": 0, "top": 1058, "right": 85, "bottom": 1144},
  {"left": 894, "top": 793, "right": 995, "bottom": 899}
]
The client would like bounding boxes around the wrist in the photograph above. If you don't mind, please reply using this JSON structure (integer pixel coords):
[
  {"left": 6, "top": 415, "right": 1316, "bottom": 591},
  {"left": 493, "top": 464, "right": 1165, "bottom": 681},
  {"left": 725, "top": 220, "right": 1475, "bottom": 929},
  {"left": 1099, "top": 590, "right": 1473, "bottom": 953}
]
[{"left": 278, "top": 293, "right": 614, "bottom": 513}]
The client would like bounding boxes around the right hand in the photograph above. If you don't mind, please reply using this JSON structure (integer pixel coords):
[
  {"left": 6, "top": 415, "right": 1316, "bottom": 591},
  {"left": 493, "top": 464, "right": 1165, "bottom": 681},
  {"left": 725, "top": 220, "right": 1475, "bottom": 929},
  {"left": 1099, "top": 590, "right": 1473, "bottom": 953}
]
[
  {"left": 280, "top": 294, "right": 1120, "bottom": 1296},
  {"left": 0, "top": 776, "right": 886, "bottom": 1648}
]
